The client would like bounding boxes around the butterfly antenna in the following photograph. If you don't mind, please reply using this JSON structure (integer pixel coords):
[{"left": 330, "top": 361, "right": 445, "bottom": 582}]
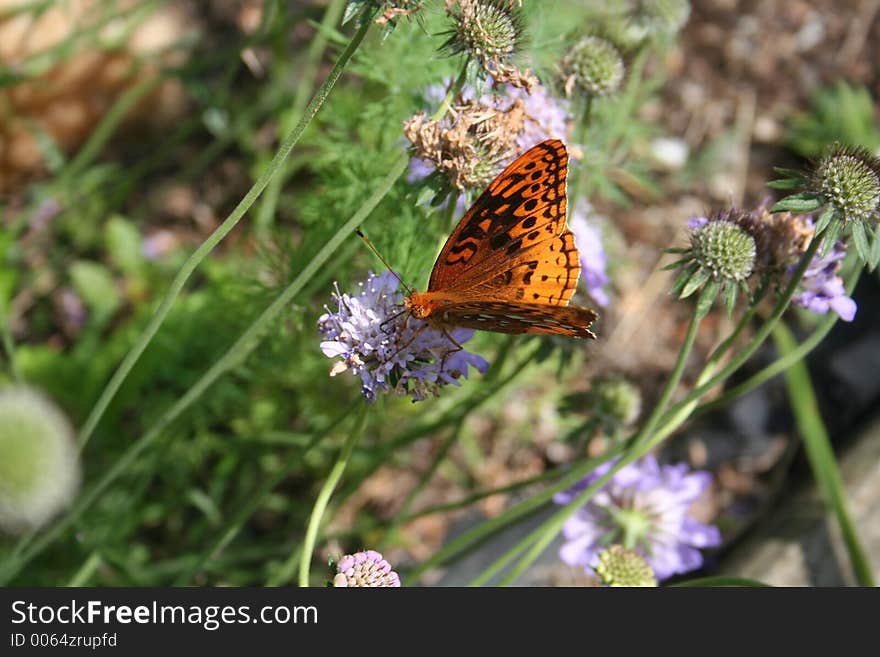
[{"left": 355, "top": 228, "right": 413, "bottom": 295}]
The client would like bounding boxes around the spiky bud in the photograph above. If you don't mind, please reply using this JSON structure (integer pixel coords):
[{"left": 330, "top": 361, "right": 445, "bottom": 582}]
[
  {"left": 561, "top": 36, "right": 625, "bottom": 98},
  {"left": 811, "top": 144, "right": 880, "bottom": 227},
  {"left": 667, "top": 209, "right": 759, "bottom": 315},
  {"left": 690, "top": 219, "right": 757, "bottom": 283},
  {"left": 596, "top": 545, "right": 658, "bottom": 587},
  {"left": 0, "top": 386, "right": 80, "bottom": 534}
]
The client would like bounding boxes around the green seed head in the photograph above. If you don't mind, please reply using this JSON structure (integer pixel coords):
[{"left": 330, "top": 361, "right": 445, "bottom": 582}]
[
  {"left": 813, "top": 144, "right": 880, "bottom": 225},
  {"left": 587, "top": 377, "right": 642, "bottom": 428},
  {"left": 690, "top": 219, "right": 757, "bottom": 282},
  {"left": 0, "top": 387, "right": 80, "bottom": 534},
  {"left": 596, "top": 545, "right": 658, "bottom": 587},
  {"left": 449, "top": 0, "right": 524, "bottom": 64},
  {"left": 561, "top": 36, "right": 625, "bottom": 98}
]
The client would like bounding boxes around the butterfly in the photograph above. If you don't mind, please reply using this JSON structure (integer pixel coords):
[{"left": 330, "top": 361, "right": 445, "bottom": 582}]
[{"left": 404, "top": 139, "right": 598, "bottom": 339}]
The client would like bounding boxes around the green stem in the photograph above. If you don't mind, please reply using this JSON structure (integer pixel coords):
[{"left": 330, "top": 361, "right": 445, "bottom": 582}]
[
  {"left": 490, "top": 295, "right": 705, "bottom": 586},
  {"left": 380, "top": 420, "right": 464, "bottom": 551},
  {"left": 670, "top": 576, "right": 771, "bottom": 587},
  {"left": 60, "top": 75, "right": 159, "bottom": 182},
  {"left": 407, "top": 442, "right": 627, "bottom": 583},
  {"left": 298, "top": 403, "right": 369, "bottom": 587},
  {"left": 254, "top": 0, "right": 347, "bottom": 238},
  {"left": 773, "top": 322, "right": 875, "bottom": 586},
  {"left": 1, "top": 50, "right": 472, "bottom": 585},
  {"left": 651, "top": 233, "right": 824, "bottom": 437},
  {"left": 76, "top": 12, "right": 375, "bottom": 449}
]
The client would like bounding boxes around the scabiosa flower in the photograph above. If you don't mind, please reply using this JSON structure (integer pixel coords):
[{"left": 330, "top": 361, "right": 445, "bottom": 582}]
[
  {"left": 0, "top": 386, "right": 81, "bottom": 534},
  {"left": 595, "top": 545, "right": 657, "bottom": 587},
  {"left": 443, "top": 0, "right": 534, "bottom": 90},
  {"left": 554, "top": 455, "right": 721, "bottom": 581},
  {"left": 332, "top": 550, "right": 401, "bottom": 587},
  {"left": 568, "top": 200, "right": 610, "bottom": 306},
  {"left": 318, "top": 271, "right": 489, "bottom": 402},
  {"left": 792, "top": 241, "right": 857, "bottom": 322},
  {"left": 811, "top": 144, "right": 880, "bottom": 228},
  {"left": 560, "top": 36, "right": 625, "bottom": 98},
  {"left": 668, "top": 209, "right": 757, "bottom": 314}
]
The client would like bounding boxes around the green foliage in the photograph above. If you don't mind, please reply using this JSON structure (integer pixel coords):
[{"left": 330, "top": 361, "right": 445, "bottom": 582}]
[{"left": 787, "top": 82, "right": 880, "bottom": 159}]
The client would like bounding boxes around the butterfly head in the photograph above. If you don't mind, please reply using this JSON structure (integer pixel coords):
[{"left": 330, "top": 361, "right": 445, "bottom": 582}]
[{"left": 404, "top": 291, "right": 439, "bottom": 321}]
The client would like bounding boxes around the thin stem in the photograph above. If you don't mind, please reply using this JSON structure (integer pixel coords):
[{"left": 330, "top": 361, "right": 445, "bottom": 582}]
[
  {"left": 491, "top": 299, "right": 705, "bottom": 586},
  {"left": 407, "top": 442, "right": 627, "bottom": 582},
  {"left": 651, "top": 234, "right": 824, "bottom": 437},
  {"left": 76, "top": 11, "right": 375, "bottom": 449},
  {"left": 380, "top": 419, "right": 464, "bottom": 551},
  {"left": 773, "top": 322, "right": 875, "bottom": 586},
  {"left": 254, "top": 0, "right": 347, "bottom": 238},
  {"left": 298, "top": 403, "right": 369, "bottom": 587}
]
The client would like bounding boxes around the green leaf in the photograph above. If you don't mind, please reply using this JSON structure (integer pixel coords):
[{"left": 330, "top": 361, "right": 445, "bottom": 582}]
[
  {"left": 105, "top": 216, "right": 144, "bottom": 275},
  {"left": 680, "top": 267, "right": 710, "bottom": 299},
  {"left": 813, "top": 205, "right": 837, "bottom": 234},
  {"left": 694, "top": 279, "right": 719, "bottom": 319},
  {"left": 670, "top": 263, "right": 698, "bottom": 296},
  {"left": 722, "top": 282, "right": 738, "bottom": 317},
  {"left": 660, "top": 257, "right": 692, "bottom": 271},
  {"left": 69, "top": 260, "right": 121, "bottom": 327},
  {"left": 870, "top": 224, "right": 880, "bottom": 270},
  {"left": 773, "top": 166, "right": 807, "bottom": 179},
  {"left": 414, "top": 186, "right": 435, "bottom": 207},
  {"left": 819, "top": 218, "right": 842, "bottom": 257},
  {"left": 770, "top": 193, "right": 823, "bottom": 213},
  {"left": 767, "top": 178, "right": 801, "bottom": 190},
  {"left": 850, "top": 220, "right": 871, "bottom": 266}
]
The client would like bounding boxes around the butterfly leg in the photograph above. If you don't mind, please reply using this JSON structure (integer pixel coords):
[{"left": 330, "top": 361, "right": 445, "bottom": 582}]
[{"left": 437, "top": 328, "right": 465, "bottom": 375}]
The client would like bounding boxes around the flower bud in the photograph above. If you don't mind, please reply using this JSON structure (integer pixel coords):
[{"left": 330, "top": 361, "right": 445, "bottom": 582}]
[
  {"left": 561, "top": 36, "right": 625, "bottom": 98},
  {"left": 596, "top": 545, "right": 658, "bottom": 587},
  {"left": 0, "top": 386, "right": 80, "bottom": 534}
]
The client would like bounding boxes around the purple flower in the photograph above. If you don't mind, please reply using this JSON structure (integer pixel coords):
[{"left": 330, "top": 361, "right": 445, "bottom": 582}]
[
  {"left": 332, "top": 550, "right": 401, "bottom": 587},
  {"left": 792, "top": 242, "right": 856, "bottom": 322},
  {"left": 568, "top": 200, "right": 610, "bottom": 306},
  {"left": 318, "top": 271, "right": 489, "bottom": 402},
  {"left": 554, "top": 455, "right": 721, "bottom": 581}
]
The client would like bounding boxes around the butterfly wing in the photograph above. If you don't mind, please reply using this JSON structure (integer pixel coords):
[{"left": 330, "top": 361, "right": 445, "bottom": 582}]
[
  {"left": 427, "top": 139, "right": 580, "bottom": 307},
  {"left": 436, "top": 300, "right": 597, "bottom": 338}
]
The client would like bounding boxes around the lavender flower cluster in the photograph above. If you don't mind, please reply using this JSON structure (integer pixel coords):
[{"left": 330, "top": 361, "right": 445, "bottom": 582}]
[
  {"left": 318, "top": 271, "right": 488, "bottom": 402},
  {"left": 555, "top": 455, "right": 721, "bottom": 581}
]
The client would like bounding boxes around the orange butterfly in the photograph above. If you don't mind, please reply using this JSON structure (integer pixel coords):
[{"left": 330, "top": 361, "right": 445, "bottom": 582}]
[{"left": 405, "top": 139, "right": 598, "bottom": 339}]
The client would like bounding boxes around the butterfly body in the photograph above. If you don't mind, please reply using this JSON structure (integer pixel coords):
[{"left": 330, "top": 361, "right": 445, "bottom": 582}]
[{"left": 405, "top": 139, "right": 598, "bottom": 339}]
